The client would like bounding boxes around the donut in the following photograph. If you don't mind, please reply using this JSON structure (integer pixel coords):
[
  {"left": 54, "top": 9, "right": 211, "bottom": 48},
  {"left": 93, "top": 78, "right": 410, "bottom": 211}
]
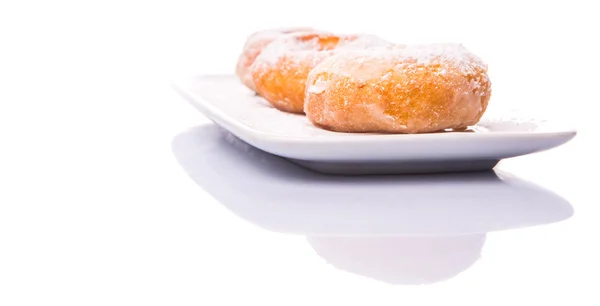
[
  {"left": 235, "top": 27, "right": 315, "bottom": 92},
  {"left": 304, "top": 44, "right": 492, "bottom": 133},
  {"left": 251, "top": 32, "right": 392, "bottom": 113}
]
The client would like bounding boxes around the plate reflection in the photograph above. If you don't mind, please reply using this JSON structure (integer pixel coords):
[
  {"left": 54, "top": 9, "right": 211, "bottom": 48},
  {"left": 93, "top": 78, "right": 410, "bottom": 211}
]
[{"left": 172, "top": 124, "right": 573, "bottom": 284}]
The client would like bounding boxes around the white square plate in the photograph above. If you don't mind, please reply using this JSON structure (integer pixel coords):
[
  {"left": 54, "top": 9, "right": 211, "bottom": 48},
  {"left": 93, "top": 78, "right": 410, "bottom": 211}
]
[{"left": 172, "top": 75, "right": 576, "bottom": 175}]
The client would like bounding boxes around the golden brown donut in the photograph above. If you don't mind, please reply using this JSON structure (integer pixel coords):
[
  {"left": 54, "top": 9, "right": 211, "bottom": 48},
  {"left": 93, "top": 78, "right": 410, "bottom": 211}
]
[
  {"left": 251, "top": 32, "right": 391, "bottom": 113},
  {"left": 235, "top": 27, "right": 315, "bottom": 92},
  {"left": 304, "top": 44, "right": 492, "bottom": 133}
]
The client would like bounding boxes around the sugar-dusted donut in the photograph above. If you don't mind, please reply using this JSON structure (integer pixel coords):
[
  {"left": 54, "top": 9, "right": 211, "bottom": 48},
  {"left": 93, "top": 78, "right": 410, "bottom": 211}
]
[{"left": 304, "top": 44, "right": 492, "bottom": 133}]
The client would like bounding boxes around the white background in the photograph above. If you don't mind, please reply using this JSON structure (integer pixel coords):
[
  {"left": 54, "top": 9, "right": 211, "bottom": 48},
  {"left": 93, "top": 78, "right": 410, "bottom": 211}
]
[{"left": 1, "top": 0, "right": 599, "bottom": 305}]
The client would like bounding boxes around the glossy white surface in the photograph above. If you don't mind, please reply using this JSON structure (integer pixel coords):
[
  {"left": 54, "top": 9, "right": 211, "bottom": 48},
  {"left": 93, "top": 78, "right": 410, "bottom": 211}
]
[
  {"left": 1, "top": 1, "right": 599, "bottom": 305},
  {"left": 173, "top": 75, "right": 576, "bottom": 174}
]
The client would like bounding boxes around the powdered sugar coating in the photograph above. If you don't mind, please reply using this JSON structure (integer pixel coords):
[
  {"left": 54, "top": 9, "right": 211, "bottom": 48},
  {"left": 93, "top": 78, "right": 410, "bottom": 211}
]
[
  {"left": 305, "top": 43, "right": 492, "bottom": 133},
  {"left": 251, "top": 33, "right": 392, "bottom": 113},
  {"left": 338, "top": 34, "right": 395, "bottom": 50},
  {"left": 252, "top": 31, "right": 353, "bottom": 68},
  {"left": 242, "top": 27, "right": 316, "bottom": 50},
  {"left": 235, "top": 27, "right": 316, "bottom": 91}
]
